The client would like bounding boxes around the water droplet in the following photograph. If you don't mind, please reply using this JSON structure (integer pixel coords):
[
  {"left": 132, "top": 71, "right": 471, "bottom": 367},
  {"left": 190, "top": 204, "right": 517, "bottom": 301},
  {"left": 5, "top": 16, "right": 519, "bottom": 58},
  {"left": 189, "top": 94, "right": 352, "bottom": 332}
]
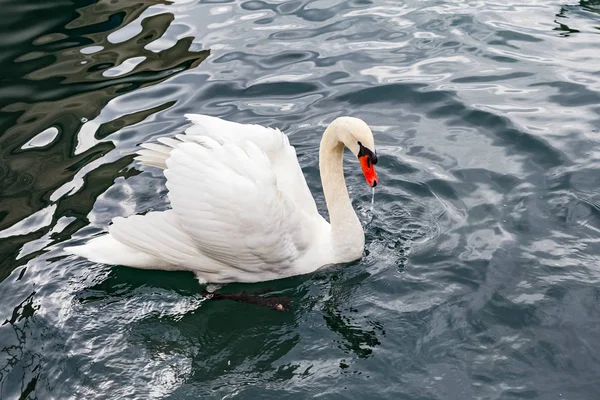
[{"left": 371, "top": 187, "right": 375, "bottom": 212}]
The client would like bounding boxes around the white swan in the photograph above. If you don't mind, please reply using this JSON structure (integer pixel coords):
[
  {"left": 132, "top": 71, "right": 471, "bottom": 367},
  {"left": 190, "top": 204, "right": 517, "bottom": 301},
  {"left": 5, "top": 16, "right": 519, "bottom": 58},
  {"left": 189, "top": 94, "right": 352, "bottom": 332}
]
[{"left": 66, "top": 114, "right": 379, "bottom": 284}]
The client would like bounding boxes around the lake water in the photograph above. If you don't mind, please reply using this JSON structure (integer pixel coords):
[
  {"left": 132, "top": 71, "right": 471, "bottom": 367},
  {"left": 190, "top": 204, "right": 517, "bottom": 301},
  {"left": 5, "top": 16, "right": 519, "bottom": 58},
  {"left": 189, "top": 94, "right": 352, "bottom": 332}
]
[{"left": 2, "top": 0, "right": 600, "bottom": 398}]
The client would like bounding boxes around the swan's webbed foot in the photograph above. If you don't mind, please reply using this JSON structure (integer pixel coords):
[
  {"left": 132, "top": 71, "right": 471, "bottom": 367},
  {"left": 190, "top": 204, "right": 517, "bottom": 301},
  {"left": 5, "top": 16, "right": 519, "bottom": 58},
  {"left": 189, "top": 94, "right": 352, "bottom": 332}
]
[{"left": 201, "top": 288, "right": 291, "bottom": 311}]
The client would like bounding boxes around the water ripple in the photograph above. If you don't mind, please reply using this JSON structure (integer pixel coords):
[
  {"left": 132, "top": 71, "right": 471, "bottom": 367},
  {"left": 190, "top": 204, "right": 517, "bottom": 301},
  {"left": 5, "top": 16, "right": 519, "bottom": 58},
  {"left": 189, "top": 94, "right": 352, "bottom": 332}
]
[{"left": 2, "top": 0, "right": 600, "bottom": 398}]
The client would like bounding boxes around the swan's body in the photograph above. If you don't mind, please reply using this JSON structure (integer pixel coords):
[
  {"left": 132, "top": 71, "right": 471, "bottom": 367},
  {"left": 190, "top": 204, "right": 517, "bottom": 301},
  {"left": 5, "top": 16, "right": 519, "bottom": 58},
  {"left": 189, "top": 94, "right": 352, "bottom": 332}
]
[{"left": 66, "top": 114, "right": 378, "bottom": 283}]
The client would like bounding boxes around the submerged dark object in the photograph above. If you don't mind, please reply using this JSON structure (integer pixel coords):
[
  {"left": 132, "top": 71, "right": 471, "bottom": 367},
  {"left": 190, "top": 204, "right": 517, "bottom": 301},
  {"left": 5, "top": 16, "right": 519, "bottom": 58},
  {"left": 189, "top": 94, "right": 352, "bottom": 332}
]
[{"left": 202, "top": 289, "right": 291, "bottom": 311}]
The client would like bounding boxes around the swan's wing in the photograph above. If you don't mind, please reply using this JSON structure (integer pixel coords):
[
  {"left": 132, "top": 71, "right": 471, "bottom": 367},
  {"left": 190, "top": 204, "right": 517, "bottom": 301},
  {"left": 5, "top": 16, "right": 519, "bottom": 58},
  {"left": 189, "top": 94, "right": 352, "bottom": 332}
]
[
  {"left": 163, "top": 140, "right": 316, "bottom": 278},
  {"left": 108, "top": 210, "right": 201, "bottom": 266},
  {"left": 67, "top": 207, "right": 276, "bottom": 283},
  {"left": 107, "top": 210, "right": 236, "bottom": 281},
  {"left": 135, "top": 114, "right": 319, "bottom": 216}
]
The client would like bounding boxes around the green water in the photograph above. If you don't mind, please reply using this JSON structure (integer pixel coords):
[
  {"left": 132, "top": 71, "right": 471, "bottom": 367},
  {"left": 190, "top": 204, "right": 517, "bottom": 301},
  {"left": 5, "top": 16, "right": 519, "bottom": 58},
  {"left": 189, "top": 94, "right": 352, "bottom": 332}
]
[{"left": 2, "top": 0, "right": 600, "bottom": 398}]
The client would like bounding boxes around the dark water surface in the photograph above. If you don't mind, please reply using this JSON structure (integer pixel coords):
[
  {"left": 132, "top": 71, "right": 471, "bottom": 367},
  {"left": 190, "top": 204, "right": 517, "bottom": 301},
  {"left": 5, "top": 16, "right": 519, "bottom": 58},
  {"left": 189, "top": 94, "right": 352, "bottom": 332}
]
[{"left": 2, "top": 0, "right": 600, "bottom": 398}]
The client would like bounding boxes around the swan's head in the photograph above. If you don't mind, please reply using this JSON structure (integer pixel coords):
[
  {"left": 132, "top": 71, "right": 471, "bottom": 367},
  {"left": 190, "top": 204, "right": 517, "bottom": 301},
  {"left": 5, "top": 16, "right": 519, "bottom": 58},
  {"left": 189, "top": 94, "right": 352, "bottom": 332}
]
[{"left": 330, "top": 116, "right": 379, "bottom": 187}]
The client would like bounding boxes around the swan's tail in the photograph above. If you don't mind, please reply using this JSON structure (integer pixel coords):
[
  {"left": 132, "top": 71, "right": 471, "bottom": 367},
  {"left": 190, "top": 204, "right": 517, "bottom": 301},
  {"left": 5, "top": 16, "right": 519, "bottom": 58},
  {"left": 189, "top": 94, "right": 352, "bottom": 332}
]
[{"left": 64, "top": 234, "right": 171, "bottom": 269}]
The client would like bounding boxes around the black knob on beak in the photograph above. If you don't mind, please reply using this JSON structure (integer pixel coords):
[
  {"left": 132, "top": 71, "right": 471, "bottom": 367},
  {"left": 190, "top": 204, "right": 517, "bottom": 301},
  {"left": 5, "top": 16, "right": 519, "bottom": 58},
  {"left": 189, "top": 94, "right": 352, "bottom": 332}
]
[{"left": 371, "top": 153, "right": 378, "bottom": 165}]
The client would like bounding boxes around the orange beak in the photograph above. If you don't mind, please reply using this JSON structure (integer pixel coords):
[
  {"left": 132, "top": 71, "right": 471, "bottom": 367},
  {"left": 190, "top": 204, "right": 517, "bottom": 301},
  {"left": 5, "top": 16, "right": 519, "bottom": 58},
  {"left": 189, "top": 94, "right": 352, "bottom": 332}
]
[{"left": 359, "top": 154, "right": 378, "bottom": 187}]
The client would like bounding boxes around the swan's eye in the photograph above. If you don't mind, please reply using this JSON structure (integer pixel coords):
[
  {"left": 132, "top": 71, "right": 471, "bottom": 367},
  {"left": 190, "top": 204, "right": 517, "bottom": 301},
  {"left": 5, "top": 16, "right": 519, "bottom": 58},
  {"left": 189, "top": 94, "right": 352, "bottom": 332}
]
[{"left": 357, "top": 141, "right": 377, "bottom": 165}]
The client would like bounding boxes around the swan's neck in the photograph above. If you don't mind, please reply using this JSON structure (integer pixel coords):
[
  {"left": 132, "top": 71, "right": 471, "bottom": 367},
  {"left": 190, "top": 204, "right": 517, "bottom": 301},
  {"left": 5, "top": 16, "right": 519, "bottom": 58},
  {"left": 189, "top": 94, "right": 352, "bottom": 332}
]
[{"left": 319, "top": 125, "right": 364, "bottom": 259}]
